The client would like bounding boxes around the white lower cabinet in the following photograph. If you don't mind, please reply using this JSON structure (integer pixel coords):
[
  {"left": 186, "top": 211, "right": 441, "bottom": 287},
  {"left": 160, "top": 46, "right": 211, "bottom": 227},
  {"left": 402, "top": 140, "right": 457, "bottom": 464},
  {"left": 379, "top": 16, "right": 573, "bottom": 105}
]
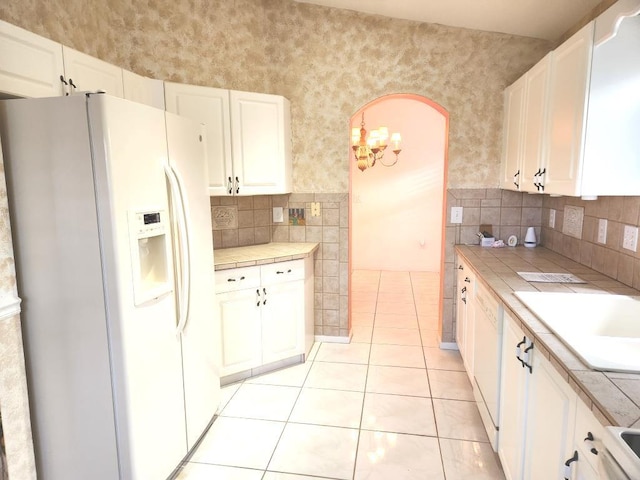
[
  {"left": 215, "top": 258, "right": 313, "bottom": 378},
  {"left": 262, "top": 279, "right": 305, "bottom": 365},
  {"left": 216, "top": 270, "right": 263, "bottom": 375},
  {"left": 498, "top": 309, "right": 577, "bottom": 480},
  {"left": 455, "top": 258, "right": 475, "bottom": 382},
  {"left": 568, "top": 398, "right": 605, "bottom": 480}
]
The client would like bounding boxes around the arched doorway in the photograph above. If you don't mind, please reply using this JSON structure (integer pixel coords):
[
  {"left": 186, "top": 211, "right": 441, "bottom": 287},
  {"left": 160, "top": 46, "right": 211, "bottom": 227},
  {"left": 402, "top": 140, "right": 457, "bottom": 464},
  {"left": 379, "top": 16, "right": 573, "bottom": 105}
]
[{"left": 348, "top": 94, "right": 449, "bottom": 341}]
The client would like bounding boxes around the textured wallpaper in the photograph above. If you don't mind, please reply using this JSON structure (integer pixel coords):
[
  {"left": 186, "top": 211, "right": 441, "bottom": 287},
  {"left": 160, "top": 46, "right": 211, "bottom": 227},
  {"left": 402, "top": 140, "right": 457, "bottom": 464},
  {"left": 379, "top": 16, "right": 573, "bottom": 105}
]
[{"left": 0, "top": 0, "right": 551, "bottom": 192}]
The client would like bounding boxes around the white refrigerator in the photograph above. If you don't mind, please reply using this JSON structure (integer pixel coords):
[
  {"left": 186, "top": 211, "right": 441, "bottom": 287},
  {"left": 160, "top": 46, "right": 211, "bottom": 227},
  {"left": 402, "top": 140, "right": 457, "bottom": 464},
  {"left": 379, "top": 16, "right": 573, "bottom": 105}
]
[{"left": 0, "top": 94, "right": 220, "bottom": 479}]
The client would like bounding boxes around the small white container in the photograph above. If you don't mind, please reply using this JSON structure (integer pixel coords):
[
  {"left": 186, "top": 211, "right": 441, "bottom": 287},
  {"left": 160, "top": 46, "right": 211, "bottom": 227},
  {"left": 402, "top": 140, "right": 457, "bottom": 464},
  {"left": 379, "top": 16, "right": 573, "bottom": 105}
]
[{"left": 524, "top": 227, "right": 537, "bottom": 248}]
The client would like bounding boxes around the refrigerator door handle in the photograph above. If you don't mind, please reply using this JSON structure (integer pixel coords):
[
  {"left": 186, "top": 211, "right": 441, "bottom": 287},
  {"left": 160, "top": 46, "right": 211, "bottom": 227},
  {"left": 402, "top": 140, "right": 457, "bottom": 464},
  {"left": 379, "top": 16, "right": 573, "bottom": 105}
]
[{"left": 164, "top": 164, "right": 191, "bottom": 335}]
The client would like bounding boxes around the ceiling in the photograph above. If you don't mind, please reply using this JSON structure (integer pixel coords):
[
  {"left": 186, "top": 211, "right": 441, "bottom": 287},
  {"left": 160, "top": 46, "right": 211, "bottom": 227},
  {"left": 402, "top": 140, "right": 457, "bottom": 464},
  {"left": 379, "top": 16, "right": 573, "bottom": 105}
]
[{"left": 292, "top": 0, "right": 603, "bottom": 41}]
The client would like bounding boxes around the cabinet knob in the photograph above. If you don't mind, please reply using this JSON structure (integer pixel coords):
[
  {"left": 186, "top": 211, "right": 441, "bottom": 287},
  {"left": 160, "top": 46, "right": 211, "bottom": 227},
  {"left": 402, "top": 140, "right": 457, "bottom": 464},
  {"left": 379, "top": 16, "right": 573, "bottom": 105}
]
[
  {"left": 227, "top": 176, "right": 233, "bottom": 195},
  {"left": 276, "top": 269, "right": 292, "bottom": 274},
  {"left": 464, "top": 277, "right": 471, "bottom": 283},
  {"left": 513, "top": 169, "right": 520, "bottom": 189},
  {"left": 235, "top": 176, "right": 240, "bottom": 194},
  {"left": 458, "top": 265, "right": 464, "bottom": 270},
  {"left": 584, "top": 432, "right": 598, "bottom": 455}
]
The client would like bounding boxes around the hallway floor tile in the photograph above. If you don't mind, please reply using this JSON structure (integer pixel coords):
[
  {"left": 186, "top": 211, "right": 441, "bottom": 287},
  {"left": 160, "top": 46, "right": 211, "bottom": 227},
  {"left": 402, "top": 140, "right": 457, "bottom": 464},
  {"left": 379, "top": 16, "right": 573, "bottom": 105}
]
[{"left": 177, "top": 270, "right": 505, "bottom": 480}]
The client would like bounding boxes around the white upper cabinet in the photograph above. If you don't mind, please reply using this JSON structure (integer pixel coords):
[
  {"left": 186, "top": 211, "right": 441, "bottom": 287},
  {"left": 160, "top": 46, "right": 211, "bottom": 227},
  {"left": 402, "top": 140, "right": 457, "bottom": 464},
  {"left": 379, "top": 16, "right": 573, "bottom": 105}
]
[
  {"left": 500, "top": 76, "right": 526, "bottom": 192},
  {"left": 0, "top": 20, "right": 65, "bottom": 97},
  {"left": 164, "top": 83, "right": 233, "bottom": 196},
  {"left": 500, "top": 53, "right": 551, "bottom": 194},
  {"left": 0, "top": 20, "right": 126, "bottom": 99},
  {"left": 165, "top": 84, "right": 293, "bottom": 196},
  {"left": 544, "top": 22, "right": 594, "bottom": 196},
  {"left": 62, "top": 46, "right": 124, "bottom": 97},
  {"left": 122, "top": 70, "right": 165, "bottom": 109},
  {"left": 520, "top": 54, "right": 551, "bottom": 193},
  {"left": 501, "top": 0, "right": 640, "bottom": 198},
  {"left": 229, "top": 91, "right": 292, "bottom": 196},
  {"left": 581, "top": 9, "right": 640, "bottom": 196}
]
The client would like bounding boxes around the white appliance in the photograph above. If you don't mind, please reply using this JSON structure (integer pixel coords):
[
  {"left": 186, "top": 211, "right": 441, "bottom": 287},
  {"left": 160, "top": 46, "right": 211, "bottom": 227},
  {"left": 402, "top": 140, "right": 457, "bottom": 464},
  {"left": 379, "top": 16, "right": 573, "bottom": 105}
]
[
  {"left": 0, "top": 94, "right": 220, "bottom": 480},
  {"left": 473, "top": 280, "right": 503, "bottom": 450}
]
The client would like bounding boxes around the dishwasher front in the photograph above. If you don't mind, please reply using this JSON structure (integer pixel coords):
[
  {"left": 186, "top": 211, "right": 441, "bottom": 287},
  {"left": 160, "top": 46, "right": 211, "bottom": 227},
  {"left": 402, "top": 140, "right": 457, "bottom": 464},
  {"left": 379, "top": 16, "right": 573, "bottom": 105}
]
[{"left": 472, "top": 280, "right": 503, "bottom": 451}]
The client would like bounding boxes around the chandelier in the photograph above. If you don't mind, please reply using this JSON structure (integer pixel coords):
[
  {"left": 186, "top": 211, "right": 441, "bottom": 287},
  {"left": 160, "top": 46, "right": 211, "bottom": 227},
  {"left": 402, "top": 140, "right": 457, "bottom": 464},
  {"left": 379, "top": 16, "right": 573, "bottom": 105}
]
[{"left": 351, "top": 112, "right": 401, "bottom": 172}]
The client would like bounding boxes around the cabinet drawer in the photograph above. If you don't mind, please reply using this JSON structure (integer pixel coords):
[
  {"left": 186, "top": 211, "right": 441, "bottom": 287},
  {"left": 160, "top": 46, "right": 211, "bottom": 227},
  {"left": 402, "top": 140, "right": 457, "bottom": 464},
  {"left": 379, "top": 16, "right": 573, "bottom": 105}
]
[
  {"left": 260, "top": 260, "right": 305, "bottom": 285},
  {"left": 215, "top": 266, "right": 261, "bottom": 293}
]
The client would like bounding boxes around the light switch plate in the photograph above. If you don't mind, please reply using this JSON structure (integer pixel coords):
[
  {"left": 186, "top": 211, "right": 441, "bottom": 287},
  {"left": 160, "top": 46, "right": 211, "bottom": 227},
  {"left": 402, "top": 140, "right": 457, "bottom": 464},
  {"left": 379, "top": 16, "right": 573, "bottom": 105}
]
[
  {"left": 623, "top": 225, "right": 638, "bottom": 251},
  {"left": 451, "top": 206, "right": 463, "bottom": 224},
  {"left": 272, "top": 207, "right": 284, "bottom": 223},
  {"left": 597, "top": 219, "right": 607, "bottom": 244}
]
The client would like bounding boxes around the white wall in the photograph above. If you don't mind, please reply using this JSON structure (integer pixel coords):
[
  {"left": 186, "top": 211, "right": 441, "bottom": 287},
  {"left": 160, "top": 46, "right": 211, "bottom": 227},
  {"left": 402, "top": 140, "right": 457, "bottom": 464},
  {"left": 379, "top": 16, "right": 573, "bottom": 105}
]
[{"left": 350, "top": 96, "right": 447, "bottom": 272}]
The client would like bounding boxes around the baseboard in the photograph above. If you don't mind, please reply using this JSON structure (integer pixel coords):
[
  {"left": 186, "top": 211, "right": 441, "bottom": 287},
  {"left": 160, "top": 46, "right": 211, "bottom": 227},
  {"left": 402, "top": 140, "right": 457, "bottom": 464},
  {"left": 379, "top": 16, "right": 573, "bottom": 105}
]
[
  {"left": 439, "top": 341, "right": 459, "bottom": 350},
  {"left": 314, "top": 334, "right": 351, "bottom": 344}
]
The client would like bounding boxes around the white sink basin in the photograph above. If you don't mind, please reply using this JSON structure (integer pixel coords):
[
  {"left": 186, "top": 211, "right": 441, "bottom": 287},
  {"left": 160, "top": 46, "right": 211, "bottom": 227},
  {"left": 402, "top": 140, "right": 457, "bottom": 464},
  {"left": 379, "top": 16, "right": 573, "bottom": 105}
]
[{"left": 515, "top": 292, "right": 640, "bottom": 373}]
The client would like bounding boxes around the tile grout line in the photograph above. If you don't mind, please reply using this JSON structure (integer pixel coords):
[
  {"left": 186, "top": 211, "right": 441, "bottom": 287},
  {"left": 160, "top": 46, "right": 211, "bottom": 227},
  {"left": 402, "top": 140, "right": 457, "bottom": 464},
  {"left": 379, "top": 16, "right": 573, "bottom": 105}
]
[
  {"left": 350, "top": 269, "right": 380, "bottom": 480},
  {"left": 410, "top": 271, "right": 449, "bottom": 479},
  {"left": 260, "top": 341, "right": 318, "bottom": 479}
]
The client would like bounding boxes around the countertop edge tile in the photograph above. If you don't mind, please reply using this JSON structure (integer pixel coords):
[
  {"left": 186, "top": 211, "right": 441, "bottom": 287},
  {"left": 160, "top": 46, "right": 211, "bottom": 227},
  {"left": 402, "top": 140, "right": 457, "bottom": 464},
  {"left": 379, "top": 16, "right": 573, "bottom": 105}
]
[
  {"left": 214, "top": 242, "right": 320, "bottom": 270},
  {"left": 456, "top": 244, "right": 640, "bottom": 428}
]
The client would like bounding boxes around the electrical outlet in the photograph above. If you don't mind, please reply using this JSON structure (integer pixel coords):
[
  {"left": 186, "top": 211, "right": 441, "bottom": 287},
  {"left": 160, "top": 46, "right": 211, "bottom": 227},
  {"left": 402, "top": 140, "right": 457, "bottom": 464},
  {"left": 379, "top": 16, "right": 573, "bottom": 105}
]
[
  {"left": 451, "top": 206, "right": 463, "bottom": 224},
  {"left": 549, "top": 209, "right": 556, "bottom": 228},
  {"left": 310, "top": 202, "right": 321, "bottom": 217},
  {"left": 597, "top": 219, "right": 607, "bottom": 244},
  {"left": 623, "top": 225, "right": 638, "bottom": 252}
]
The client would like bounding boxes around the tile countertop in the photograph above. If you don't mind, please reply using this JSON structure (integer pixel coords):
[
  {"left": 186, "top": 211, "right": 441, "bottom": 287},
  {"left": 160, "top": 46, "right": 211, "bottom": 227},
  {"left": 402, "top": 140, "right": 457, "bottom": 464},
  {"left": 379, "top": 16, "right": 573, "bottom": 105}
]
[
  {"left": 456, "top": 245, "right": 640, "bottom": 429},
  {"left": 214, "top": 242, "right": 320, "bottom": 270}
]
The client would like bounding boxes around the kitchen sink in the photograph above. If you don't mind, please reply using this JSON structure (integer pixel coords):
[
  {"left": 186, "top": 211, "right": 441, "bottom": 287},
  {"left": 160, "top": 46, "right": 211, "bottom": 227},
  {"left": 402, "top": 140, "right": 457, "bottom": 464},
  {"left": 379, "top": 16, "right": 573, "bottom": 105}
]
[
  {"left": 602, "top": 427, "right": 640, "bottom": 479},
  {"left": 622, "top": 431, "right": 640, "bottom": 458},
  {"left": 514, "top": 292, "right": 640, "bottom": 373}
]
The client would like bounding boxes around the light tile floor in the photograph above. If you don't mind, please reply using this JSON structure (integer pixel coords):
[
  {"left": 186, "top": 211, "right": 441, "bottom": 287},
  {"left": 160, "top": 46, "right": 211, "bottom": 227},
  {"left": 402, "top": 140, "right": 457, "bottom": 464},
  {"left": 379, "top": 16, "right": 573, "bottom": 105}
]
[{"left": 177, "top": 270, "right": 506, "bottom": 480}]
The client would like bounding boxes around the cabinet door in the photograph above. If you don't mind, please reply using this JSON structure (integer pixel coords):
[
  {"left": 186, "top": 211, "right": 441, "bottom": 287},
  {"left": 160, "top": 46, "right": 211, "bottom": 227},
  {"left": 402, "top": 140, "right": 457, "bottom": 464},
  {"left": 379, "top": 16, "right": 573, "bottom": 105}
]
[
  {"left": 462, "top": 272, "right": 475, "bottom": 380},
  {"left": 498, "top": 312, "right": 530, "bottom": 480},
  {"left": 230, "top": 91, "right": 292, "bottom": 196},
  {"left": 500, "top": 75, "right": 526, "bottom": 191},
  {"left": 521, "top": 54, "right": 551, "bottom": 193},
  {"left": 122, "top": 70, "right": 165, "bottom": 109},
  {"left": 572, "top": 398, "right": 604, "bottom": 478},
  {"left": 262, "top": 280, "right": 305, "bottom": 365},
  {"left": 164, "top": 82, "right": 233, "bottom": 196},
  {"left": 523, "top": 347, "right": 577, "bottom": 480},
  {"left": 544, "top": 22, "right": 594, "bottom": 196},
  {"left": 572, "top": 458, "right": 599, "bottom": 480},
  {"left": 62, "top": 46, "right": 124, "bottom": 97},
  {"left": 215, "top": 289, "right": 262, "bottom": 377},
  {"left": 0, "top": 20, "right": 65, "bottom": 97},
  {"left": 455, "top": 263, "right": 467, "bottom": 364}
]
